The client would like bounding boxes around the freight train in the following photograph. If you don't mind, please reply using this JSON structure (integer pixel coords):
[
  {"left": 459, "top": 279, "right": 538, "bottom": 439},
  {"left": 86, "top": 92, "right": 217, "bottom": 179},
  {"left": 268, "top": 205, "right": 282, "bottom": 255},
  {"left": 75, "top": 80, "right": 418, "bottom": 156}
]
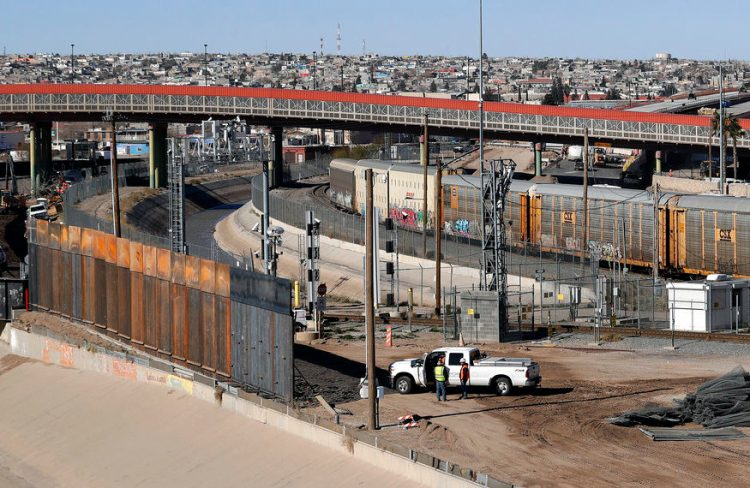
[{"left": 329, "top": 158, "right": 750, "bottom": 278}]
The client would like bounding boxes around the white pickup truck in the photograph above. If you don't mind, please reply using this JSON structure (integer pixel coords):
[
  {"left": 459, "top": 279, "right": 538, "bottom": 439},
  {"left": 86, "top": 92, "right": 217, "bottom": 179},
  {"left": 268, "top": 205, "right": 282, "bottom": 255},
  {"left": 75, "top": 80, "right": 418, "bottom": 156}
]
[{"left": 389, "top": 346, "right": 541, "bottom": 396}]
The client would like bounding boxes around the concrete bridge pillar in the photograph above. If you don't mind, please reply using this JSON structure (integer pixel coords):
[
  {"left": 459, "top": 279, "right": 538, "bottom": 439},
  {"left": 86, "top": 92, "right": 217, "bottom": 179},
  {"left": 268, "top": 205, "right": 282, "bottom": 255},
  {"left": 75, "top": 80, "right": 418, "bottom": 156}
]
[
  {"left": 149, "top": 122, "right": 168, "bottom": 188},
  {"left": 270, "top": 126, "right": 283, "bottom": 188},
  {"left": 30, "top": 122, "right": 53, "bottom": 196},
  {"left": 655, "top": 150, "right": 662, "bottom": 175},
  {"left": 534, "top": 143, "right": 543, "bottom": 177}
]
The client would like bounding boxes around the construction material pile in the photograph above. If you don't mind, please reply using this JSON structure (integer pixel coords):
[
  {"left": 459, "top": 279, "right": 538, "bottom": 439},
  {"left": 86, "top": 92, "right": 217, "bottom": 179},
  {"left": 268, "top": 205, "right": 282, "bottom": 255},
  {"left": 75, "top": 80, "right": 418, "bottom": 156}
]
[{"left": 610, "top": 366, "right": 750, "bottom": 429}]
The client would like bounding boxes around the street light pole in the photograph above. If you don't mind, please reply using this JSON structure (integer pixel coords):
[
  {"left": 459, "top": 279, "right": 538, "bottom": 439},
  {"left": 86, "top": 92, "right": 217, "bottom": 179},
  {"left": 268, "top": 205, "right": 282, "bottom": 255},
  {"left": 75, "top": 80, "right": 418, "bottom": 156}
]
[
  {"left": 203, "top": 44, "right": 208, "bottom": 86},
  {"left": 70, "top": 43, "right": 75, "bottom": 84}
]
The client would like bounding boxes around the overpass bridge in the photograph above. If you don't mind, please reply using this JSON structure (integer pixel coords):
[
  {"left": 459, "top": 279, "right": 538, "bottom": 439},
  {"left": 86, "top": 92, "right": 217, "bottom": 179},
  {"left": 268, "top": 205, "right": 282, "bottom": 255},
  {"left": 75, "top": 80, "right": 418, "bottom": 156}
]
[
  {"left": 626, "top": 90, "right": 750, "bottom": 115},
  {"left": 1, "top": 83, "right": 749, "bottom": 191}
]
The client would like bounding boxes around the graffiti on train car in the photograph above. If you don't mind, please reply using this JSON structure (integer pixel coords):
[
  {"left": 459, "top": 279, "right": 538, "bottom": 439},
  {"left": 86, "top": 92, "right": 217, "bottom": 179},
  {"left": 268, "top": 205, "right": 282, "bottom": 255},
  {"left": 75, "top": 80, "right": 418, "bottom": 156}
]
[
  {"left": 446, "top": 218, "right": 473, "bottom": 236},
  {"left": 589, "top": 240, "right": 621, "bottom": 260},
  {"left": 329, "top": 190, "right": 352, "bottom": 209},
  {"left": 389, "top": 207, "right": 432, "bottom": 229}
]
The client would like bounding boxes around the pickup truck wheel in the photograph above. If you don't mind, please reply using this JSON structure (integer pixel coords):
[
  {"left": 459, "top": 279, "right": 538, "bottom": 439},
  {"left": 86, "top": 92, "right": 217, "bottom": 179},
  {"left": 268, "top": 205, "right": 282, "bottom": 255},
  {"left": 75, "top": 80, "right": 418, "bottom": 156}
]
[
  {"left": 493, "top": 376, "right": 512, "bottom": 396},
  {"left": 395, "top": 375, "right": 414, "bottom": 394}
]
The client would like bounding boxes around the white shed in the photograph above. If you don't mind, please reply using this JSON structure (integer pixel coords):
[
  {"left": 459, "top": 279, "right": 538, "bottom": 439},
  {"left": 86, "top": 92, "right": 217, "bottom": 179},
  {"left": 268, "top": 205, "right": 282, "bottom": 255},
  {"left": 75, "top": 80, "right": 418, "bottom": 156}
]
[{"left": 667, "top": 275, "right": 750, "bottom": 332}]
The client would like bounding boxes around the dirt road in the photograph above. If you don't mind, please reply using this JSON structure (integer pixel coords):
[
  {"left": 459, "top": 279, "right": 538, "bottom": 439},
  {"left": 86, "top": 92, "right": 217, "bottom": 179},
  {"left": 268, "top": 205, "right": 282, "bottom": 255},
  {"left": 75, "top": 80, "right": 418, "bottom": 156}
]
[{"left": 304, "top": 334, "right": 750, "bottom": 487}]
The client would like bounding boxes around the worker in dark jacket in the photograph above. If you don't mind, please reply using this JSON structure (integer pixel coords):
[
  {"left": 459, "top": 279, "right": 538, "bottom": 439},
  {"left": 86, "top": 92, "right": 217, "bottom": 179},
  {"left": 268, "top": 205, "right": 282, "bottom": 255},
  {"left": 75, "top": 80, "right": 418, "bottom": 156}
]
[
  {"left": 458, "top": 357, "right": 470, "bottom": 399},
  {"left": 434, "top": 356, "right": 447, "bottom": 402}
]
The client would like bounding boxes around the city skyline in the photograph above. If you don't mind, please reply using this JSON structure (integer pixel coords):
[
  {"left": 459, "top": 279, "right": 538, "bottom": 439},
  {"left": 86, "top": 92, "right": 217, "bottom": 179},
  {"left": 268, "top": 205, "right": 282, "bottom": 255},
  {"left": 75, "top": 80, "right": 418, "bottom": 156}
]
[{"left": 2, "top": 0, "right": 748, "bottom": 61}]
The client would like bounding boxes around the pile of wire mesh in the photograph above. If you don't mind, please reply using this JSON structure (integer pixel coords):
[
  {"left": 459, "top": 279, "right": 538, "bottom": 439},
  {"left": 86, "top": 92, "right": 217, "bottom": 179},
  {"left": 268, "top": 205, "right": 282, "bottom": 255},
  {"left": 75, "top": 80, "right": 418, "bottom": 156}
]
[{"left": 610, "top": 366, "right": 750, "bottom": 428}]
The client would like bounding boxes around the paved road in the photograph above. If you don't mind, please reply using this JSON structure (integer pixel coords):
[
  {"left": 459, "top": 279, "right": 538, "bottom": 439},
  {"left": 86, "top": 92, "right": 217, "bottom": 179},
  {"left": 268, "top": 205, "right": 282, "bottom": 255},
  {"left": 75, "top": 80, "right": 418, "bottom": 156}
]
[
  {"left": 0, "top": 342, "right": 421, "bottom": 488},
  {"left": 185, "top": 202, "right": 244, "bottom": 253}
]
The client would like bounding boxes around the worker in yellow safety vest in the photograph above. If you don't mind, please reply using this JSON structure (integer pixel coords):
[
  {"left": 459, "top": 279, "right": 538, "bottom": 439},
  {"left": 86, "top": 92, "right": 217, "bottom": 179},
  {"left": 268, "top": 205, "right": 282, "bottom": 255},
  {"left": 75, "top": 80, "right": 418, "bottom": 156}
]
[{"left": 434, "top": 356, "right": 447, "bottom": 402}]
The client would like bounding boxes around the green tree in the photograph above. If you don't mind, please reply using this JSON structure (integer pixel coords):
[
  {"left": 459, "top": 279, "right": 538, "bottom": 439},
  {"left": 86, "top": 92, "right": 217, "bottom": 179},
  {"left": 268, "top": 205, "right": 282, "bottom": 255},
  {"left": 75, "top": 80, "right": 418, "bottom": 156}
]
[
  {"left": 710, "top": 112, "right": 746, "bottom": 180},
  {"left": 605, "top": 88, "right": 622, "bottom": 100},
  {"left": 429, "top": 80, "right": 437, "bottom": 92},
  {"left": 542, "top": 77, "right": 565, "bottom": 105},
  {"left": 661, "top": 83, "right": 678, "bottom": 97}
]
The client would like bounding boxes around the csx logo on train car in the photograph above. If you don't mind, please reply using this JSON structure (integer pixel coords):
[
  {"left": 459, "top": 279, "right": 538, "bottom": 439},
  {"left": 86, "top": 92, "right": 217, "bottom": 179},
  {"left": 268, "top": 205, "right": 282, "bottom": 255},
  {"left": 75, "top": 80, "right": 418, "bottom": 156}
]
[
  {"left": 561, "top": 211, "right": 576, "bottom": 224},
  {"left": 715, "top": 228, "right": 734, "bottom": 242}
]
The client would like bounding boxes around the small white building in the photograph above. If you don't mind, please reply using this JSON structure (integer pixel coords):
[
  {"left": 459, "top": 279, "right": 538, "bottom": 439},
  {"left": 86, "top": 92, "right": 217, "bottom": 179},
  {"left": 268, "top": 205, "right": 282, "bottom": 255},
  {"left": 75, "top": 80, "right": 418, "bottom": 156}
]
[{"left": 667, "top": 275, "right": 750, "bottom": 332}]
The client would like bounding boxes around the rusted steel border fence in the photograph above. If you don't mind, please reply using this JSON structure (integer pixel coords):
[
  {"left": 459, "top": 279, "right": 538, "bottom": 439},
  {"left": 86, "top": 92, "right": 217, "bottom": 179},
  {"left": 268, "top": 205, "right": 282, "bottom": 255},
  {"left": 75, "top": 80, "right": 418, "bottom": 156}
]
[{"left": 27, "top": 218, "right": 293, "bottom": 400}]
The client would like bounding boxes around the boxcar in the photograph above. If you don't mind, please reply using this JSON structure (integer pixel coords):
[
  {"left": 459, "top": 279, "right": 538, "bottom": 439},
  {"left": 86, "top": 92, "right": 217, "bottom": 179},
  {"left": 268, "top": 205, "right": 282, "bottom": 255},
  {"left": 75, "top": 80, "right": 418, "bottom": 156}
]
[
  {"left": 353, "top": 160, "right": 394, "bottom": 219},
  {"left": 388, "top": 163, "right": 437, "bottom": 229},
  {"left": 529, "top": 184, "right": 655, "bottom": 268},
  {"left": 441, "top": 176, "right": 533, "bottom": 247},
  {"left": 328, "top": 158, "right": 357, "bottom": 211},
  {"left": 668, "top": 195, "right": 750, "bottom": 277}
]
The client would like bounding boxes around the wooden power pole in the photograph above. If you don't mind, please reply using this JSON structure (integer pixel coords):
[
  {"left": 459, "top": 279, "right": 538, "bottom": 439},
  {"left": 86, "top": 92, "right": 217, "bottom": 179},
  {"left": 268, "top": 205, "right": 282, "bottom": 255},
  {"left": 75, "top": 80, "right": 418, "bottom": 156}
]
[
  {"left": 421, "top": 113, "right": 429, "bottom": 256},
  {"left": 653, "top": 183, "right": 660, "bottom": 281},
  {"left": 582, "top": 128, "right": 589, "bottom": 269},
  {"left": 365, "top": 169, "right": 377, "bottom": 431},
  {"left": 111, "top": 118, "right": 121, "bottom": 238},
  {"left": 434, "top": 158, "right": 442, "bottom": 316}
]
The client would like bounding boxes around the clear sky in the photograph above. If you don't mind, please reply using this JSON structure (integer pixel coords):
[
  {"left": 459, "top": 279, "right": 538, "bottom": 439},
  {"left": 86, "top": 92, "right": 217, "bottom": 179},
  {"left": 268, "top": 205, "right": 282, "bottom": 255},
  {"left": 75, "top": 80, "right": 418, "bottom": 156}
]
[{"left": 3, "top": 0, "right": 746, "bottom": 60}]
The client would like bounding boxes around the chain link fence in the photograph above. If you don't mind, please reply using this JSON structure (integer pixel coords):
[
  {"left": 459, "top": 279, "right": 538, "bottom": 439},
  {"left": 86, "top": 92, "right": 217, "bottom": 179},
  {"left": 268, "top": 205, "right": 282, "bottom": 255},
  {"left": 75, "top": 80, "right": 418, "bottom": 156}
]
[
  {"left": 61, "top": 161, "right": 254, "bottom": 271},
  {"left": 257, "top": 163, "right": 670, "bottom": 330}
]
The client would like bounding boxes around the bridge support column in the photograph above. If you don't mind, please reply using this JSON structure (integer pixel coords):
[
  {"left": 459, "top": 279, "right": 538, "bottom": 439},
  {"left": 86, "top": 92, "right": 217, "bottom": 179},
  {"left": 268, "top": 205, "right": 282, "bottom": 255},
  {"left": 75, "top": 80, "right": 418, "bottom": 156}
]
[
  {"left": 30, "top": 122, "right": 53, "bottom": 196},
  {"left": 270, "top": 126, "right": 283, "bottom": 188},
  {"left": 29, "top": 124, "right": 37, "bottom": 195},
  {"left": 149, "top": 122, "right": 168, "bottom": 188},
  {"left": 534, "top": 143, "right": 543, "bottom": 177},
  {"left": 655, "top": 150, "right": 662, "bottom": 175}
]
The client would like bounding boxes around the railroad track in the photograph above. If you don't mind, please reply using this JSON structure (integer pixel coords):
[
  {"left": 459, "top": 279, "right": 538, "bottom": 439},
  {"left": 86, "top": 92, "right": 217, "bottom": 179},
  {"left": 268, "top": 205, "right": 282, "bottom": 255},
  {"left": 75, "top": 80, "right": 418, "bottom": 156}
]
[
  {"left": 567, "top": 324, "right": 750, "bottom": 344},
  {"left": 324, "top": 312, "right": 443, "bottom": 328},
  {"left": 325, "top": 312, "right": 750, "bottom": 343}
]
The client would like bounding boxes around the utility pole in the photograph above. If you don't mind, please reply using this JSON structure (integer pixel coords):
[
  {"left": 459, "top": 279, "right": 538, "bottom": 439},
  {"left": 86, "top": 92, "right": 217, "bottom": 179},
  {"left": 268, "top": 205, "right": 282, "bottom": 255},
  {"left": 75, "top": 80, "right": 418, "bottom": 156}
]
[
  {"left": 653, "top": 183, "right": 660, "bottom": 281},
  {"left": 204, "top": 44, "right": 208, "bottom": 86},
  {"left": 434, "top": 157, "right": 442, "bottom": 316},
  {"left": 70, "top": 44, "right": 75, "bottom": 84},
  {"left": 466, "top": 56, "right": 470, "bottom": 100},
  {"left": 262, "top": 157, "right": 271, "bottom": 275},
  {"left": 719, "top": 64, "right": 726, "bottom": 194},
  {"left": 313, "top": 51, "right": 317, "bottom": 90},
  {"left": 421, "top": 112, "right": 429, "bottom": 257},
  {"left": 365, "top": 169, "right": 377, "bottom": 431},
  {"left": 582, "top": 128, "right": 589, "bottom": 270},
  {"left": 103, "top": 111, "right": 121, "bottom": 238}
]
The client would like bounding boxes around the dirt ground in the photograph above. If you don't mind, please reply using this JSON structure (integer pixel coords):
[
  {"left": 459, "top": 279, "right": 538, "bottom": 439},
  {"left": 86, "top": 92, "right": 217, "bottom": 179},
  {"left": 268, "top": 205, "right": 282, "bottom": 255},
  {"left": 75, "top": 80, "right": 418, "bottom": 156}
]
[
  {"left": 0, "top": 210, "right": 28, "bottom": 273},
  {"left": 301, "top": 331, "right": 750, "bottom": 487}
]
